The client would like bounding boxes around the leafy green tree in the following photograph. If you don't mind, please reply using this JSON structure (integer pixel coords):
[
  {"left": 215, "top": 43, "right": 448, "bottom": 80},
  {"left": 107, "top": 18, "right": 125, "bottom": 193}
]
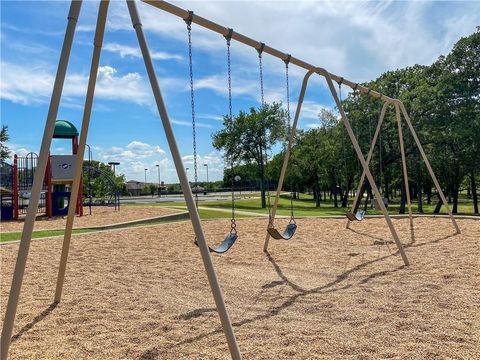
[
  {"left": 0, "top": 125, "right": 11, "bottom": 161},
  {"left": 213, "top": 103, "right": 287, "bottom": 208}
]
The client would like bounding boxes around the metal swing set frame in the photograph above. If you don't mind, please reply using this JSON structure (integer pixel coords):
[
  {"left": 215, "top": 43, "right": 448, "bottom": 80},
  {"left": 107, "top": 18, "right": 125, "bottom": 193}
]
[{"left": 1, "top": 1, "right": 460, "bottom": 359}]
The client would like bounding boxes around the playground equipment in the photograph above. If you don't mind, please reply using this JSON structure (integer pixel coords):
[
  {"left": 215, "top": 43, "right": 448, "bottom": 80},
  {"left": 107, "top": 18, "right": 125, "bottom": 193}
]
[
  {"left": 186, "top": 15, "right": 238, "bottom": 254},
  {"left": 0, "top": 121, "right": 83, "bottom": 221},
  {"left": 83, "top": 162, "right": 121, "bottom": 211},
  {"left": 0, "top": 1, "right": 461, "bottom": 359},
  {"left": 0, "top": 160, "right": 14, "bottom": 220}
]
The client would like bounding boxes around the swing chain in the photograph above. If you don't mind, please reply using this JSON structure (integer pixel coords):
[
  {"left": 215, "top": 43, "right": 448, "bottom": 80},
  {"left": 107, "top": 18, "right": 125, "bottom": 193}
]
[
  {"left": 257, "top": 43, "right": 265, "bottom": 106},
  {"left": 225, "top": 30, "right": 237, "bottom": 234},
  {"left": 284, "top": 54, "right": 295, "bottom": 224},
  {"left": 185, "top": 13, "right": 199, "bottom": 207},
  {"left": 257, "top": 45, "right": 272, "bottom": 226},
  {"left": 283, "top": 54, "right": 291, "bottom": 132}
]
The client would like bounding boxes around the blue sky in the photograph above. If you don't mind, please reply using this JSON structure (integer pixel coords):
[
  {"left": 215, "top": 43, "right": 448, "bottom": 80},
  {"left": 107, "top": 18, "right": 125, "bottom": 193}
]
[{"left": 1, "top": 0, "right": 479, "bottom": 183}]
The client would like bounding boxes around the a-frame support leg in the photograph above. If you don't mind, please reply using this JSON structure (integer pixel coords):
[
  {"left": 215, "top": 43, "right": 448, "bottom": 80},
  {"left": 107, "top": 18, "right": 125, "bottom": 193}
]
[
  {"left": 54, "top": 0, "right": 110, "bottom": 302},
  {"left": 346, "top": 101, "right": 390, "bottom": 229},
  {"left": 0, "top": 2, "right": 83, "bottom": 359},
  {"left": 126, "top": 1, "right": 241, "bottom": 359},
  {"left": 395, "top": 103, "right": 413, "bottom": 226},
  {"left": 322, "top": 70, "right": 409, "bottom": 266},
  {"left": 398, "top": 102, "right": 460, "bottom": 234}
]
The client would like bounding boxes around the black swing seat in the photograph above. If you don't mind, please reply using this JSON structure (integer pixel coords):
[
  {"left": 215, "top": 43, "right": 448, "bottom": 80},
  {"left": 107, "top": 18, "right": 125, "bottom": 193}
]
[
  {"left": 194, "top": 233, "right": 238, "bottom": 254},
  {"left": 267, "top": 223, "right": 297, "bottom": 240},
  {"left": 346, "top": 210, "right": 365, "bottom": 221}
]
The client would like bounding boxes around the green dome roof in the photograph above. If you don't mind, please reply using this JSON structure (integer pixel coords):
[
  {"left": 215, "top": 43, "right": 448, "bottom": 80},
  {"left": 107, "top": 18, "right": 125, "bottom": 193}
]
[{"left": 53, "top": 120, "right": 78, "bottom": 139}]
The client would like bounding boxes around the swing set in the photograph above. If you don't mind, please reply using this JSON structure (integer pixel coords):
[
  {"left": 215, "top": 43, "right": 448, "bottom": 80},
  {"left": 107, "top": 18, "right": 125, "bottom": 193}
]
[{"left": 1, "top": 1, "right": 461, "bottom": 359}]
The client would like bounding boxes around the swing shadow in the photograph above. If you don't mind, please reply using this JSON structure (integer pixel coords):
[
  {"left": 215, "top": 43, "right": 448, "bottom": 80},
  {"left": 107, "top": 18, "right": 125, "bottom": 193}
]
[
  {"left": 347, "top": 219, "right": 458, "bottom": 248},
  {"left": 138, "top": 248, "right": 407, "bottom": 358},
  {"left": 10, "top": 302, "right": 58, "bottom": 343},
  {"left": 138, "top": 228, "right": 461, "bottom": 358}
]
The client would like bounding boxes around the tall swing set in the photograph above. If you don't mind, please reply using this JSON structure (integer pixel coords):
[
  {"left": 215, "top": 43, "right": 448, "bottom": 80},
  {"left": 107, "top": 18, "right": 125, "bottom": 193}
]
[{"left": 1, "top": 1, "right": 461, "bottom": 359}]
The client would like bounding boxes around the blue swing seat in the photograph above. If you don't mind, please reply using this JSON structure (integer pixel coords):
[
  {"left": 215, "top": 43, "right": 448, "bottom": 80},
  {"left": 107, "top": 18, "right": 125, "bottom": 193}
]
[
  {"left": 194, "top": 233, "right": 238, "bottom": 254},
  {"left": 267, "top": 223, "right": 297, "bottom": 240}
]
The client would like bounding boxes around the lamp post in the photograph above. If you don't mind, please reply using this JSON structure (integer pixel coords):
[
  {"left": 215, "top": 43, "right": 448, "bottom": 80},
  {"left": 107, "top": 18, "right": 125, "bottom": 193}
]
[
  {"left": 203, "top": 163, "right": 209, "bottom": 184},
  {"left": 85, "top": 144, "right": 92, "bottom": 215},
  {"left": 108, "top": 162, "right": 121, "bottom": 211},
  {"left": 203, "top": 163, "right": 209, "bottom": 194},
  {"left": 144, "top": 168, "right": 148, "bottom": 190},
  {"left": 156, "top": 164, "right": 161, "bottom": 197},
  {"left": 108, "top": 161, "right": 120, "bottom": 177}
]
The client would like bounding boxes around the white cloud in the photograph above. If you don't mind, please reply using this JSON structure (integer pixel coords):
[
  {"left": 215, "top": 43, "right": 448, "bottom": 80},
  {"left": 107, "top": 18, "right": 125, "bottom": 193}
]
[
  {"left": 171, "top": 118, "right": 213, "bottom": 129},
  {"left": 103, "top": 42, "right": 183, "bottom": 61},
  {"left": 124, "top": 0, "right": 479, "bottom": 86},
  {"left": 90, "top": 142, "right": 225, "bottom": 183},
  {"left": 0, "top": 62, "right": 152, "bottom": 106},
  {"left": 3, "top": 143, "right": 33, "bottom": 159},
  {"left": 97, "top": 140, "right": 166, "bottom": 161},
  {"left": 293, "top": 100, "right": 332, "bottom": 120}
]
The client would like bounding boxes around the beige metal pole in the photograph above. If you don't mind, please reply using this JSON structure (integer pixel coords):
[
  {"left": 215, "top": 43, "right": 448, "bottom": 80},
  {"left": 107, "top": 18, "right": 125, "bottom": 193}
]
[
  {"left": 126, "top": 1, "right": 241, "bottom": 358},
  {"left": 395, "top": 103, "right": 413, "bottom": 225},
  {"left": 398, "top": 101, "right": 460, "bottom": 233},
  {"left": 321, "top": 69, "right": 410, "bottom": 266},
  {"left": 54, "top": 0, "right": 110, "bottom": 303},
  {"left": 0, "top": 2, "right": 82, "bottom": 359},
  {"left": 346, "top": 101, "right": 390, "bottom": 229},
  {"left": 263, "top": 70, "right": 308, "bottom": 252},
  {"left": 142, "top": 0, "right": 392, "bottom": 103}
]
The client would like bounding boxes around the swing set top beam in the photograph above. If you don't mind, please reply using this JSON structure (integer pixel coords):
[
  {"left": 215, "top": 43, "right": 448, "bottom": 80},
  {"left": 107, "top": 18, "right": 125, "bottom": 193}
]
[{"left": 142, "top": 0, "right": 395, "bottom": 103}]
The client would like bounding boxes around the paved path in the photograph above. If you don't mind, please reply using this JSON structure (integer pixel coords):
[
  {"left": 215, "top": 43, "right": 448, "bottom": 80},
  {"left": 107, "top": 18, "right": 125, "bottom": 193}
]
[{"left": 168, "top": 205, "right": 275, "bottom": 218}]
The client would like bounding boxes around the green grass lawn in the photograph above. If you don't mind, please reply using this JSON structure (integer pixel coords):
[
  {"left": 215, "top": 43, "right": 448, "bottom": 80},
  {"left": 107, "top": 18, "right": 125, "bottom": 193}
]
[
  {"left": 0, "top": 208, "right": 252, "bottom": 243},
  {"left": 196, "top": 208, "right": 253, "bottom": 219},
  {"left": 0, "top": 228, "right": 93, "bottom": 243},
  {"left": 125, "top": 193, "right": 479, "bottom": 217}
]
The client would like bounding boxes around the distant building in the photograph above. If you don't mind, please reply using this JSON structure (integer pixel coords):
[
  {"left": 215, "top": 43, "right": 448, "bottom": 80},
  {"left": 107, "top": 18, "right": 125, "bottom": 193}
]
[{"left": 126, "top": 180, "right": 167, "bottom": 196}]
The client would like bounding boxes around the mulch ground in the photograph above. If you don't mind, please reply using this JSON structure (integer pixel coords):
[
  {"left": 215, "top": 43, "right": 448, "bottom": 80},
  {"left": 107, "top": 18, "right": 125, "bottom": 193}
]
[
  {"left": 1, "top": 217, "right": 479, "bottom": 359},
  {"left": 0, "top": 206, "right": 180, "bottom": 233}
]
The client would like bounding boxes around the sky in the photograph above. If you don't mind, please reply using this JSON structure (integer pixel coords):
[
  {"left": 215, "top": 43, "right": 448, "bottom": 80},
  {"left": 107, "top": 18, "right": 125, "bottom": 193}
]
[{"left": 1, "top": 0, "right": 479, "bottom": 183}]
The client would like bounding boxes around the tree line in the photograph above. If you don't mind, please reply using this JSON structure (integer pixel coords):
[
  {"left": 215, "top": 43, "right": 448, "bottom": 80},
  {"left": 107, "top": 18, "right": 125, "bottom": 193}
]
[{"left": 214, "top": 31, "right": 479, "bottom": 214}]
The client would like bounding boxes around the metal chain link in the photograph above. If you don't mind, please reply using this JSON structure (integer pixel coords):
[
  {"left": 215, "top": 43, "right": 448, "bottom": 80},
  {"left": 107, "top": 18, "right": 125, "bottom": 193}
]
[
  {"left": 284, "top": 56, "right": 291, "bottom": 132},
  {"left": 226, "top": 38, "right": 233, "bottom": 120},
  {"left": 284, "top": 56, "right": 295, "bottom": 223},
  {"left": 258, "top": 50, "right": 265, "bottom": 107},
  {"left": 257, "top": 46, "right": 272, "bottom": 224},
  {"left": 185, "top": 18, "right": 199, "bottom": 208},
  {"left": 225, "top": 31, "right": 236, "bottom": 234}
]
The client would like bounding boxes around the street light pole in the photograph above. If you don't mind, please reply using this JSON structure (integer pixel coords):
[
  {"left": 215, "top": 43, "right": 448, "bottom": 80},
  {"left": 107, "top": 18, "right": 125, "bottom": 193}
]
[
  {"left": 144, "top": 168, "right": 148, "bottom": 189},
  {"left": 108, "top": 161, "right": 120, "bottom": 177},
  {"left": 203, "top": 163, "right": 209, "bottom": 194},
  {"left": 85, "top": 144, "right": 92, "bottom": 215},
  {"left": 156, "top": 164, "right": 161, "bottom": 197},
  {"left": 203, "top": 163, "right": 209, "bottom": 184}
]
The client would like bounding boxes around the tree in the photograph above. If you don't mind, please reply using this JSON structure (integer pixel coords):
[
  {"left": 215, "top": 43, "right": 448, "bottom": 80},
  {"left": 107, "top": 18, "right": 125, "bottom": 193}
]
[
  {"left": 213, "top": 103, "right": 287, "bottom": 208},
  {"left": 0, "top": 125, "right": 11, "bottom": 161}
]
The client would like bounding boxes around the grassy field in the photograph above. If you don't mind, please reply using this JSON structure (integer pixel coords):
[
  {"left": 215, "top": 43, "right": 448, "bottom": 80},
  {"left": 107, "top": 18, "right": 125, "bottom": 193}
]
[
  {"left": 0, "top": 229, "right": 93, "bottom": 243},
  {"left": 0, "top": 208, "right": 252, "bottom": 243},
  {"left": 125, "top": 193, "right": 479, "bottom": 217}
]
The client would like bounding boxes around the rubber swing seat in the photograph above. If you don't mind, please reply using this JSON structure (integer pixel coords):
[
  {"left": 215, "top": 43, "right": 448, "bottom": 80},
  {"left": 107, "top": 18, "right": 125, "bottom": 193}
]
[
  {"left": 194, "top": 233, "right": 238, "bottom": 254},
  {"left": 346, "top": 210, "right": 365, "bottom": 221},
  {"left": 267, "top": 223, "right": 297, "bottom": 240}
]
